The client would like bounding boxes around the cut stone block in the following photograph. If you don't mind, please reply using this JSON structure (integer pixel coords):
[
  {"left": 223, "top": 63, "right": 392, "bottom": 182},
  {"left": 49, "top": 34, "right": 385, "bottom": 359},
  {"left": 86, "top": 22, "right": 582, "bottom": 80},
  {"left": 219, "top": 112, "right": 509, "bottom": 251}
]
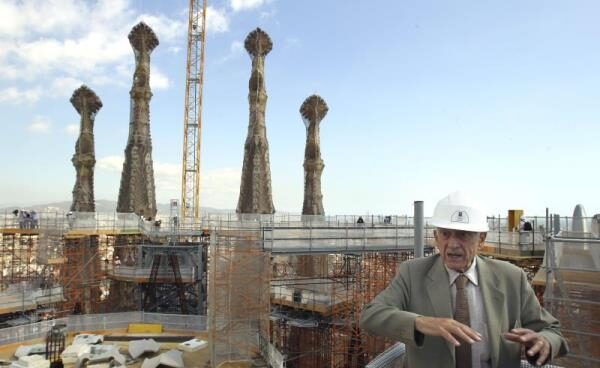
[{"left": 178, "top": 338, "right": 207, "bottom": 352}]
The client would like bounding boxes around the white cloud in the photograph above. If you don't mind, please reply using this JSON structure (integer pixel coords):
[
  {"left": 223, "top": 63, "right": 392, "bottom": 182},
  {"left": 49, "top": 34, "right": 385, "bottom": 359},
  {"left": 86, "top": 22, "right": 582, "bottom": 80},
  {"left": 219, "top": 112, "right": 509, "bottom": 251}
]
[
  {"left": 27, "top": 115, "right": 51, "bottom": 133},
  {"left": 51, "top": 76, "right": 83, "bottom": 98},
  {"left": 201, "top": 167, "right": 239, "bottom": 192},
  {"left": 66, "top": 123, "right": 79, "bottom": 137},
  {"left": 206, "top": 6, "right": 230, "bottom": 33},
  {"left": 10, "top": 31, "right": 132, "bottom": 78},
  {"left": 0, "top": 64, "right": 19, "bottom": 79},
  {"left": 151, "top": 164, "right": 240, "bottom": 209},
  {"left": 230, "top": 41, "right": 244, "bottom": 53},
  {"left": 217, "top": 40, "right": 244, "bottom": 63},
  {"left": 168, "top": 46, "right": 181, "bottom": 54},
  {"left": 230, "top": 0, "right": 267, "bottom": 12},
  {"left": 147, "top": 163, "right": 240, "bottom": 207},
  {"left": 200, "top": 167, "right": 240, "bottom": 208},
  {"left": 150, "top": 67, "right": 170, "bottom": 90},
  {"left": 97, "top": 155, "right": 124, "bottom": 172},
  {"left": 260, "top": 9, "right": 276, "bottom": 20},
  {"left": 137, "top": 13, "right": 186, "bottom": 43},
  {"left": 284, "top": 37, "right": 300, "bottom": 49},
  {"left": 0, "top": 86, "right": 42, "bottom": 104},
  {"left": 95, "top": 156, "right": 239, "bottom": 209},
  {"left": 0, "top": 0, "right": 89, "bottom": 37},
  {"left": 0, "top": 0, "right": 188, "bottom": 104},
  {"left": 154, "top": 162, "right": 180, "bottom": 193}
]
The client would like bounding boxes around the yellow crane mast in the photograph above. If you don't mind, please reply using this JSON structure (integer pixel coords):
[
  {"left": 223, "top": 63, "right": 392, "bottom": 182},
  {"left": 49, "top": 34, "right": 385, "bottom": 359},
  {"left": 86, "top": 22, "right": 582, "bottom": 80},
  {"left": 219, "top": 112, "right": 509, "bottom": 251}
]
[{"left": 181, "top": 0, "right": 207, "bottom": 223}]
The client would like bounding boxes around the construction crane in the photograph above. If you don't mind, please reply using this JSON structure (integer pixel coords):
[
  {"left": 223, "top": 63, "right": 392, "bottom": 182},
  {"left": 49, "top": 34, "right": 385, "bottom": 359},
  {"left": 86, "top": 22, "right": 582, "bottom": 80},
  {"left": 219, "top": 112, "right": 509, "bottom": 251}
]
[{"left": 181, "top": 0, "right": 207, "bottom": 223}]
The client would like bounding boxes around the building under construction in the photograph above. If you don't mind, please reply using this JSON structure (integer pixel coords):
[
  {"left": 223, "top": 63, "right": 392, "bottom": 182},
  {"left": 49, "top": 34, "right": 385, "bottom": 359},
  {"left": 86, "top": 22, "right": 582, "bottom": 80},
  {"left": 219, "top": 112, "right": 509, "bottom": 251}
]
[{"left": 1, "top": 210, "right": 598, "bottom": 367}]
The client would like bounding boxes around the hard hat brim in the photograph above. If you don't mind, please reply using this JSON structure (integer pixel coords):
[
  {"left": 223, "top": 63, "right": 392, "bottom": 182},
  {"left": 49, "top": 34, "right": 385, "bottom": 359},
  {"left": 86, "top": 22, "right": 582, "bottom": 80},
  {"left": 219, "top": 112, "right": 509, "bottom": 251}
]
[{"left": 430, "top": 219, "right": 489, "bottom": 233}]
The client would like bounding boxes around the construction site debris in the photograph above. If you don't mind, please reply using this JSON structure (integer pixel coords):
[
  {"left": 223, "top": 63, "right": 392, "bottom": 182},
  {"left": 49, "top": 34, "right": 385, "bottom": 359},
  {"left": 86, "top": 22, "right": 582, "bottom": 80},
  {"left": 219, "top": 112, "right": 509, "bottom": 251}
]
[
  {"left": 72, "top": 335, "right": 103, "bottom": 346},
  {"left": 128, "top": 339, "right": 160, "bottom": 359},
  {"left": 61, "top": 344, "right": 90, "bottom": 364},
  {"left": 73, "top": 345, "right": 125, "bottom": 368},
  {"left": 14, "top": 345, "right": 45, "bottom": 358},
  {"left": 140, "top": 349, "right": 183, "bottom": 368},
  {"left": 9, "top": 355, "right": 49, "bottom": 368},
  {"left": 177, "top": 338, "right": 207, "bottom": 352}
]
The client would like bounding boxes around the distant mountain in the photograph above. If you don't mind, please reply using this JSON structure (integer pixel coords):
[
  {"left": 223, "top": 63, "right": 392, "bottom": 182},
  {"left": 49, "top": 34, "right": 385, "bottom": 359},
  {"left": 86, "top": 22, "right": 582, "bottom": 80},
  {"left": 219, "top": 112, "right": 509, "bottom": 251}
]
[{"left": 0, "top": 200, "right": 232, "bottom": 216}]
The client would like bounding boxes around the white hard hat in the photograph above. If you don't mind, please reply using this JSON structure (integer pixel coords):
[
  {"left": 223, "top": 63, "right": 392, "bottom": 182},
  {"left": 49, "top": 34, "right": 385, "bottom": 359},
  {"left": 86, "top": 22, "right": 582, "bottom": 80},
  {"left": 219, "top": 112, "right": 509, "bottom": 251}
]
[{"left": 430, "top": 191, "right": 489, "bottom": 232}]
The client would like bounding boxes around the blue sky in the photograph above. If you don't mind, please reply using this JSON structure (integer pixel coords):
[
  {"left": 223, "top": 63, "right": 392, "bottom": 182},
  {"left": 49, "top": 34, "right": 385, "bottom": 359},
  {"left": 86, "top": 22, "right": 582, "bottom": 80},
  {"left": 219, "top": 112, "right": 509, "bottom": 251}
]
[{"left": 0, "top": 0, "right": 599, "bottom": 217}]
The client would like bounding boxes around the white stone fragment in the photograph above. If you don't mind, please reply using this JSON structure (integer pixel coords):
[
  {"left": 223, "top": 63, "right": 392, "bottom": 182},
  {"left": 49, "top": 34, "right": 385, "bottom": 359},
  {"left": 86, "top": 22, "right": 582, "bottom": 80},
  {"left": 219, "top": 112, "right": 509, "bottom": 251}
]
[
  {"left": 10, "top": 355, "right": 49, "bottom": 368},
  {"left": 128, "top": 339, "right": 160, "bottom": 359},
  {"left": 141, "top": 349, "right": 184, "bottom": 368},
  {"left": 14, "top": 344, "right": 46, "bottom": 358},
  {"left": 177, "top": 338, "right": 207, "bottom": 352},
  {"left": 61, "top": 344, "right": 91, "bottom": 364},
  {"left": 73, "top": 334, "right": 104, "bottom": 345},
  {"left": 74, "top": 345, "right": 125, "bottom": 368}
]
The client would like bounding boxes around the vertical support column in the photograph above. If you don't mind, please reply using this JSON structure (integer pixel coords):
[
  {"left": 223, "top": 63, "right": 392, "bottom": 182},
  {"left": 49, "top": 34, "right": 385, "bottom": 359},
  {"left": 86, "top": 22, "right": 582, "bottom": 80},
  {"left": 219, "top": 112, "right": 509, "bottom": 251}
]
[
  {"left": 414, "top": 201, "right": 424, "bottom": 258},
  {"left": 237, "top": 28, "right": 275, "bottom": 214},
  {"left": 70, "top": 85, "right": 102, "bottom": 212},
  {"left": 553, "top": 214, "right": 561, "bottom": 235},
  {"left": 117, "top": 22, "right": 159, "bottom": 219}
]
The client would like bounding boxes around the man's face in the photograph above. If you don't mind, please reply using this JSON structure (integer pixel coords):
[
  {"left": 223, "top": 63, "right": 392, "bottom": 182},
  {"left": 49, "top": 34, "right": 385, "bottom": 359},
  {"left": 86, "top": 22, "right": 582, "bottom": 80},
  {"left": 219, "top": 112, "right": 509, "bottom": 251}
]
[{"left": 434, "top": 228, "right": 486, "bottom": 272}]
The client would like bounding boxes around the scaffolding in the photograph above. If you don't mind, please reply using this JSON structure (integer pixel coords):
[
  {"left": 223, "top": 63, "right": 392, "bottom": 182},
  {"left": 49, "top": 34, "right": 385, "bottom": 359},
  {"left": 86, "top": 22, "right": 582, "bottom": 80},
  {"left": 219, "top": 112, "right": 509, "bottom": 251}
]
[
  {"left": 60, "top": 235, "right": 102, "bottom": 315},
  {"left": 3, "top": 209, "right": 599, "bottom": 367},
  {"left": 0, "top": 217, "right": 64, "bottom": 321},
  {"left": 8, "top": 211, "right": 206, "bottom": 318},
  {"left": 0, "top": 230, "right": 38, "bottom": 285},
  {"left": 208, "top": 227, "right": 271, "bottom": 366},
  {"left": 270, "top": 249, "right": 433, "bottom": 367},
  {"left": 542, "top": 233, "right": 600, "bottom": 368}
]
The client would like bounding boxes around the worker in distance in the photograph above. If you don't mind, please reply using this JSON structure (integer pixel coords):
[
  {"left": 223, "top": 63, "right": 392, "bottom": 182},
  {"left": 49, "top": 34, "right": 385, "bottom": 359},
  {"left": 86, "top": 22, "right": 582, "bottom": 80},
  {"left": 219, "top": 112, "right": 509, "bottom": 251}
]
[{"left": 360, "top": 191, "right": 568, "bottom": 367}]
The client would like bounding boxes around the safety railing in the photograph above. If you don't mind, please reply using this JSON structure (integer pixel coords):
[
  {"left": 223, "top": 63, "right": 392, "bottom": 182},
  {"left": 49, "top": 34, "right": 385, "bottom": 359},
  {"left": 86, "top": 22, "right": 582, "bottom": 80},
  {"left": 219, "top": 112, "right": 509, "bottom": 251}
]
[
  {"left": 0, "top": 312, "right": 206, "bottom": 346},
  {"left": 544, "top": 234, "right": 600, "bottom": 367},
  {"left": 4, "top": 210, "right": 600, "bottom": 259},
  {"left": 263, "top": 225, "right": 433, "bottom": 254},
  {"left": 365, "top": 342, "right": 564, "bottom": 368},
  {"left": 109, "top": 265, "right": 196, "bottom": 282},
  {"left": 0, "top": 283, "right": 64, "bottom": 314}
]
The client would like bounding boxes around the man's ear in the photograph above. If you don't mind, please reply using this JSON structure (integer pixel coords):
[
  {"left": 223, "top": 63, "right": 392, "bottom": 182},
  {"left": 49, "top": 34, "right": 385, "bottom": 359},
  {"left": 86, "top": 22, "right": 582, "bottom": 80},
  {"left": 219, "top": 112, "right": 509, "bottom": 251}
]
[{"left": 478, "top": 232, "right": 487, "bottom": 248}]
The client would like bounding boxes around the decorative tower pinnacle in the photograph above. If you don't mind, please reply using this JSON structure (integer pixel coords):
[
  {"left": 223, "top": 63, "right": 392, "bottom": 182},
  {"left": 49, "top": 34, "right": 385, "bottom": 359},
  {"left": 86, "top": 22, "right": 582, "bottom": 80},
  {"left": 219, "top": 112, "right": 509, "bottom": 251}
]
[
  {"left": 300, "top": 95, "right": 328, "bottom": 215},
  {"left": 70, "top": 85, "right": 102, "bottom": 212},
  {"left": 237, "top": 28, "right": 275, "bottom": 214},
  {"left": 117, "top": 22, "right": 159, "bottom": 219}
]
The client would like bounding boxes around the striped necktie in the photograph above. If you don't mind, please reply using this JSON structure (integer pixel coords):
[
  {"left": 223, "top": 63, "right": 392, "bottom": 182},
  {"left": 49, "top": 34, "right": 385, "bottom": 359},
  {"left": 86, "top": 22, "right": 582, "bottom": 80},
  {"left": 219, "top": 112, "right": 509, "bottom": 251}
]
[{"left": 455, "top": 274, "right": 471, "bottom": 368}]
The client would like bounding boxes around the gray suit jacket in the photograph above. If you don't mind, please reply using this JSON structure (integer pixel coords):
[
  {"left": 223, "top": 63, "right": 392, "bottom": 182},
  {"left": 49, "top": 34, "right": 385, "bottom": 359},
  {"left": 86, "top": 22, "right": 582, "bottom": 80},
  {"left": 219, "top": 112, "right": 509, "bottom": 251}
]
[{"left": 360, "top": 255, "right": 568, "bottom": 368}]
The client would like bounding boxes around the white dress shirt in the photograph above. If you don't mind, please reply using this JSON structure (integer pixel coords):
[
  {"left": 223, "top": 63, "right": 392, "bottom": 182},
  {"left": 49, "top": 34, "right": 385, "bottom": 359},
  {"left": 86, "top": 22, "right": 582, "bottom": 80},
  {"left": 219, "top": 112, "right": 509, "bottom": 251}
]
[{"left": 446, "top": 257, "right": 491, "bottom": 368}]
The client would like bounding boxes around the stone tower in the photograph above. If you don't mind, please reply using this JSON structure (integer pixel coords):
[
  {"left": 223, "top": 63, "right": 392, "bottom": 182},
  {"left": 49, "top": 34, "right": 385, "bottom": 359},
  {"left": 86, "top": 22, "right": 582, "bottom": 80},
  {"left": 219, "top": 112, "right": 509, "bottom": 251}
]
[
  {"left": 117, "top": 22, "right": 159, "bottom": 219},
  {"left": 301, "top": 95, "right": 328, "bottom": 216},
  {"left": 70, "top": 85, "right": 102, "bottom": 212},
  {"left": 296, "top": 95, "right": 329, "bottom": 277},
  {"left": 236, "top": 28, "right": 275, "bottom": 214}
]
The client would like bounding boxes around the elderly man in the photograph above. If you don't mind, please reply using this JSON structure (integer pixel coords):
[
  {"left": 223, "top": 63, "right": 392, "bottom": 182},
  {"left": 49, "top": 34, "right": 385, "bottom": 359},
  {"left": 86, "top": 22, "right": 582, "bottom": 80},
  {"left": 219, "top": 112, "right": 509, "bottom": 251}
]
[{"left": 360, "top": 192, "right": 567, "bottom": 368}]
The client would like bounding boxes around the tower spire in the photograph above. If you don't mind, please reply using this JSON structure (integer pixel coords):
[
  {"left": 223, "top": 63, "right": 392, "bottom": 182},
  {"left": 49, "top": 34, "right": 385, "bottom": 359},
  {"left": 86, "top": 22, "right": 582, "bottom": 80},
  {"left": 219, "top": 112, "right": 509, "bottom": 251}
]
[
  {"left": 117, "top": 22, "right": 159, "bottom": 219},
  {"left": 237, "top": 28, "right": 275, "bottom": 214},
  {"left": 301, "top": 94, "right": 328, "bottom": 216},
  {"left": 70, "top": 85, "right": 102, "bottom": 212}
]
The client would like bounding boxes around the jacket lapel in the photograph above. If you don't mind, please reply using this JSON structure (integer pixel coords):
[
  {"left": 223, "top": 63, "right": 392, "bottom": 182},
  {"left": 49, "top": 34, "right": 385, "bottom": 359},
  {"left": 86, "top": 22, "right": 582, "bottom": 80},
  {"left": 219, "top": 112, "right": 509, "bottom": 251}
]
[
  {"left": 426, "top": 256, "right": 454, "bottom": 357},
  {"left": 477, "top": 256, "right": 505, "bottom": 368}
]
